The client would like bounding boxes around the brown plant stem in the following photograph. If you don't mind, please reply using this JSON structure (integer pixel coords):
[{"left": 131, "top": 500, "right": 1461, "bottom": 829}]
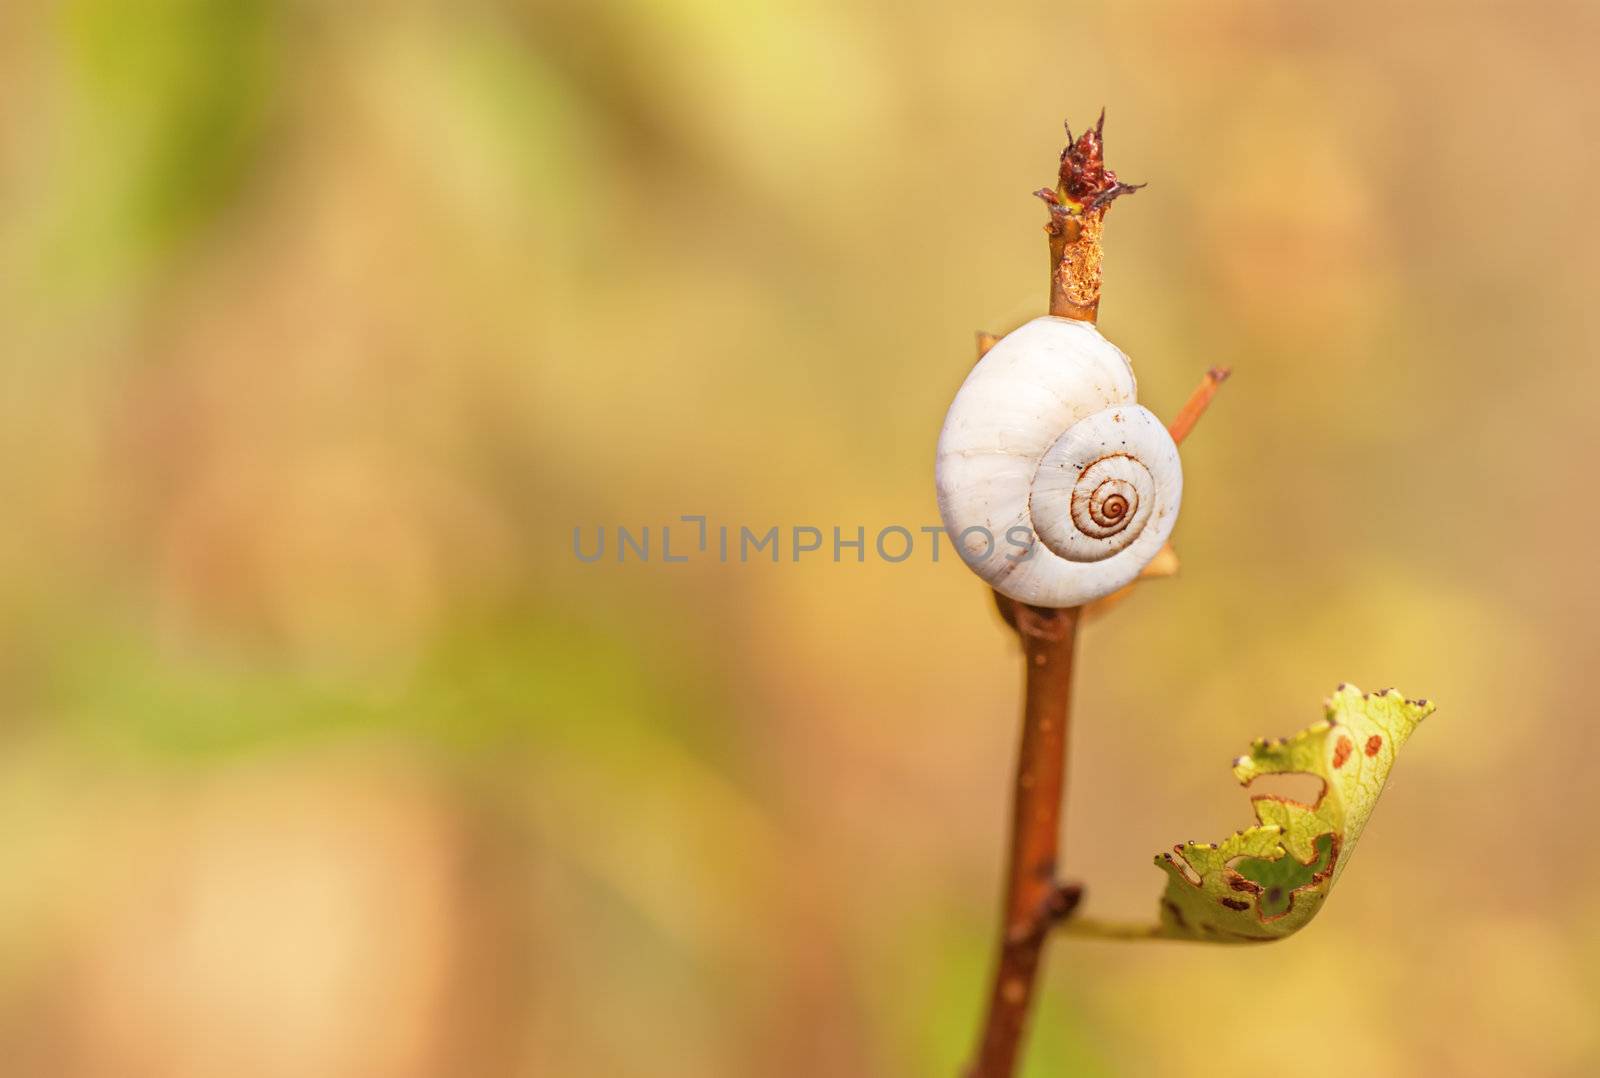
[
  {"left": 967, "top": 597, "right": 1082, "bottom": 1078},
  {"left": 965, "top": 113, "right": 1143, "bottom": 1078},
  {"left": 966, "top": 113, "right": 1232, "bottom": 1078}
]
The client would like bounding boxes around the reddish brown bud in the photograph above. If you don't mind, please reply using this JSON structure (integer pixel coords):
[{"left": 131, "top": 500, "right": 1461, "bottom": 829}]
[{"left": 1053, "top": 109, "right": 1144, "bottom": 213}]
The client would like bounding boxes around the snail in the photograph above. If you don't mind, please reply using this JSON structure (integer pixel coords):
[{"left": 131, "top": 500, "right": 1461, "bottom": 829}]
[{"left": 934, "top": 315, "right": 1182, "bottom": 608}]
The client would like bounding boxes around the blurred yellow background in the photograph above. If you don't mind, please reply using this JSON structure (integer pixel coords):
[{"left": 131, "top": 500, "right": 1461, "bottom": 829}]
[{"left": 1, "top": 1, "right": 1597, "bottom": 1075}]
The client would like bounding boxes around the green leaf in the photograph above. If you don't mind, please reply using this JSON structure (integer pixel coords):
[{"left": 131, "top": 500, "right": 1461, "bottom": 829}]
[{"left": 1066, "top": 685, "right": 1435, "bottom": 943}]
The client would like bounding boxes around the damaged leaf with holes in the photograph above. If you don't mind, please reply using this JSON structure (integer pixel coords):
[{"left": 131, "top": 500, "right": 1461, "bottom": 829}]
[{"left": 1072, "top": 685, "right": 1436, "bottom": 943}]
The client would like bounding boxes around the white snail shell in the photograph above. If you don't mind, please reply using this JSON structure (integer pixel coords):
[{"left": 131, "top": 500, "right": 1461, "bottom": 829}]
[{"left": 935, "top": 316, "right": 1182, "bottom": 608}]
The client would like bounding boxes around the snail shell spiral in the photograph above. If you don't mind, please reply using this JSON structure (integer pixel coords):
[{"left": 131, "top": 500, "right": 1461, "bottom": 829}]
[{"left": 935, "top": 316, "right": 1182, "bottom": 608}]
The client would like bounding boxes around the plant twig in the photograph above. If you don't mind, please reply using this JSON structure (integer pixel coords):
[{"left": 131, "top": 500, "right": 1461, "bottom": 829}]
[
  {"left": 965, "top": 113, "right": 1139, "bottom": 1078},
  {"left": 965, "top": 120, "right": 1236, "bottom": 1076},
  {"left": 1167, "top": 366, "right": 1232, "bottom": 445},
  {"left": 968, "top": 597, "right": 1082, "bottom": 1078}
]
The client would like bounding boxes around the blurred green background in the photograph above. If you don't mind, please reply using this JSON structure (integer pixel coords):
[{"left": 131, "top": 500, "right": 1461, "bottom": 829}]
[{"left": 2, "top": 1, "right": 1597, "bottom": 1075}]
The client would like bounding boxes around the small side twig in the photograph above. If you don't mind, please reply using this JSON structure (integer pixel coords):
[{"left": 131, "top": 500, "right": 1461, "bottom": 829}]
[
  {"left": 1084, "top": 370, "right": 1231, "bottom": 620},
  {"left": 1167, "top": 366, "right": 1232, "bottom": 445}
]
